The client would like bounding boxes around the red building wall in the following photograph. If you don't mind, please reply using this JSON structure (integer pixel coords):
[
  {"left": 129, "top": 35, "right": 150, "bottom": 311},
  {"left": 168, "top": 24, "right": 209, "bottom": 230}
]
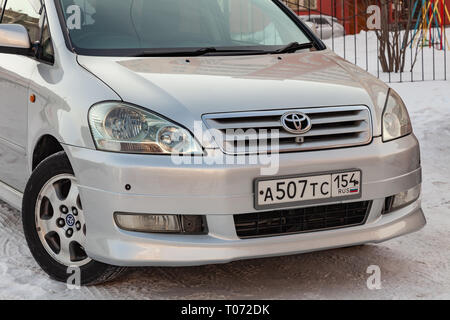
[{"left": 291, "top": 0, "right": 450, "bottom": 35}]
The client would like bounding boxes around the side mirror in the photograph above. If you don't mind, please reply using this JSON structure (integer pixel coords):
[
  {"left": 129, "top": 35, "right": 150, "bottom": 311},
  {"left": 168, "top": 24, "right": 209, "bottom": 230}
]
[{"left": 0, "top": 24, "right": 32, "bottom": 55}]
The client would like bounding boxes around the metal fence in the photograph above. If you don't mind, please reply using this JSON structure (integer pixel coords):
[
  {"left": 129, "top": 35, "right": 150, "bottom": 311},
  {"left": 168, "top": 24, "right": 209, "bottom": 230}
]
[{"left": 283, "top": 0, "right": 450, "bottom": 82}]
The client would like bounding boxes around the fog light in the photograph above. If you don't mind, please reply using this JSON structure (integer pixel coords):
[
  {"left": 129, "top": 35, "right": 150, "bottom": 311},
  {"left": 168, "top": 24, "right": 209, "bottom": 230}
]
[
  {"left": 114, "top": 214, "right": 181, "bottom": 233},
  {"left": 384, "top": 185, "right": 421, "bottom": 214},
  {"left": 114, "top": 213, "right": 207, "bottom": 234}
]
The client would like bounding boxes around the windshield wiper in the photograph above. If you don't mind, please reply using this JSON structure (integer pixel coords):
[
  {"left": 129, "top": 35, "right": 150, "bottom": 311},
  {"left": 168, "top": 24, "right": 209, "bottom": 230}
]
[
  {"left": 131, "top": 43, "right": 314, "bottom": 57},
  {"left": 132, "top": 47, "right": 269, "bottom": 57},
  {"left": 273, "top": 42, "right": 315, "bottom": 54}
]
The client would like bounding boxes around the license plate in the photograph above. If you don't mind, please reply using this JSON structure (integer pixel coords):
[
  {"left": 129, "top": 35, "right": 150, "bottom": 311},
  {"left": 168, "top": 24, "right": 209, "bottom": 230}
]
[{"left": 255, "top": 170, "right": 362, "bottom": 210}]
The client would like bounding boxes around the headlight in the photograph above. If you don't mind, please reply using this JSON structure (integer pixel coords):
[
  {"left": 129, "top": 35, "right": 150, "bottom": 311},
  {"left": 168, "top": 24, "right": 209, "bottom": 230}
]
[
  {"left": 382, "top": 89, "right": 412, "bottom": 142},
  {"left": 88, "top": 102, "right": 203, "bottom": 154}
]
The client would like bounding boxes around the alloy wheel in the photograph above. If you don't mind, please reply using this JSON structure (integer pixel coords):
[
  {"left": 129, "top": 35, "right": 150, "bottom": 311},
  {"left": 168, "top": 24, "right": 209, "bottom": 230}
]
[{"left": 35, "top": 174, "right": 91, "bottom": 267}]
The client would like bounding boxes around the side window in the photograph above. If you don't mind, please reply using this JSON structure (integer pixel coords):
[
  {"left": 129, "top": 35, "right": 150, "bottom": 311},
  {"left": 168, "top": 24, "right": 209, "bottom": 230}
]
[
  {"left": 40, "top": 13, "right": 54, "bottom": 63},
  {"left": 313, "top": 18, "right": 329, "bottom": 26},
  {"left": 1, "top": 0, "right": 40, "bottom": 43}
]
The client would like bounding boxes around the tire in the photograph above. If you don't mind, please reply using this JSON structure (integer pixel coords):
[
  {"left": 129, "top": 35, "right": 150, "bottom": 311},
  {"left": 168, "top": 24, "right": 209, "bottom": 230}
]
[{"left": 22, "top": 151, "right": 126, "bottom": 285}]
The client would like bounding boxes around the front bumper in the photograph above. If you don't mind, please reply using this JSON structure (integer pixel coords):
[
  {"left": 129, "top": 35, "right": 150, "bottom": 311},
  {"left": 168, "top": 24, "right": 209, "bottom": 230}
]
[{"left": 64, "top": 135, "right": 425, "bottom": 267}]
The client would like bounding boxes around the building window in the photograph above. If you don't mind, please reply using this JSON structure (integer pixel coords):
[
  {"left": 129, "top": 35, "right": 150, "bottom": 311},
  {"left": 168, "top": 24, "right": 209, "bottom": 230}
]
[{"left": 285, "top": 0, "right": 318, "bottom": 12}]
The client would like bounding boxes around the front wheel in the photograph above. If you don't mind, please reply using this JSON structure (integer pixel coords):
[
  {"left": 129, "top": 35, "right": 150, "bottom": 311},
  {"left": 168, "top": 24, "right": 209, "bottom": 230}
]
[{"left": 22, "top": 152, "right": 126, "bottom": 285}]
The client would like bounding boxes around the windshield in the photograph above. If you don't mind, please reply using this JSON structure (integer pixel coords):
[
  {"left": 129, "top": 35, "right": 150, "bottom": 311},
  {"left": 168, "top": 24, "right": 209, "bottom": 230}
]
[{"left": 57, "top": 0, "right": 312, "bottom": 56}]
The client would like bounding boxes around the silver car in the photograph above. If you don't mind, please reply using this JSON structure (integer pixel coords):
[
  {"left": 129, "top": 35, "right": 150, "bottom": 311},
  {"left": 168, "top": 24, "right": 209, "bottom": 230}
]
[
  {"left": 0, "top": 0, "right": 425, "bottom": 285},
  {"left": 299, "top": 14, "right": 345, "bottom": 40}
]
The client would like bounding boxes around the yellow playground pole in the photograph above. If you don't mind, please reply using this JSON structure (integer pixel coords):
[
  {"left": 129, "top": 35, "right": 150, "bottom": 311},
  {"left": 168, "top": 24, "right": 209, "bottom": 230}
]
[
  {"left": 427, "top": 0, "right": 450, "bottom": 49},
  {"left": 412, "top": 0, "right": 450, "bottom": 49}
]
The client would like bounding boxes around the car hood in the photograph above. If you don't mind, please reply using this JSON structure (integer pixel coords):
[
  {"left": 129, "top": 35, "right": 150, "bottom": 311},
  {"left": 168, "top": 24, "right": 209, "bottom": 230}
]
[{"left": 77, "top": 50, "right": 389, "bottom": 137}]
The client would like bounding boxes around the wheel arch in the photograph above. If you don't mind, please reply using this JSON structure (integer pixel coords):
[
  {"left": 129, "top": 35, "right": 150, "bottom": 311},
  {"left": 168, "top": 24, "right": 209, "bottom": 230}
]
[{"left": 32, "top": 134, "right": 65, "bottom": 171}]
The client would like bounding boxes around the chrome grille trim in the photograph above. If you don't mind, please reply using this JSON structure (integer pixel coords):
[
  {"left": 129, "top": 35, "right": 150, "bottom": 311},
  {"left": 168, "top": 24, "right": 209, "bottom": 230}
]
[{"left": 202, "top": 106, "right": 373, "bottom": 155}]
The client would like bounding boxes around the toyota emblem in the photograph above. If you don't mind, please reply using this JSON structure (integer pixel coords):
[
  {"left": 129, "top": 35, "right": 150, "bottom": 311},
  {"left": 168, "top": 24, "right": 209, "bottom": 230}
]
[{"left": 281, "top": 112, "right": 312, "bottom": 134}]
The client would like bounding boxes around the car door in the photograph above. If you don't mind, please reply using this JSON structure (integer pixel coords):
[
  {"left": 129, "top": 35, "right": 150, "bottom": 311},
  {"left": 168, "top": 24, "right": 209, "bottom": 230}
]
[{"left": 0, "top": 0, "right": 40, "bottom": 192}]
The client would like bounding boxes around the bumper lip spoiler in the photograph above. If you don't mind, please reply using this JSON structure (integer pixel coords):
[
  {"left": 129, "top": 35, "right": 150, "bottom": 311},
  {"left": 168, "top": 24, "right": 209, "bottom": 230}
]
[{"left": 86, "top": 200, "right": 425, "bottom": 267}]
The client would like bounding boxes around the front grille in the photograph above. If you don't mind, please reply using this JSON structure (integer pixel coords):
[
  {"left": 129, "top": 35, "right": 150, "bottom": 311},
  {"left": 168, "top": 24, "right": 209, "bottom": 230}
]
[
  {"left": 234, "top": 201, "right": 371, "bottom": 239},
  {"left": 202, "top": 106, "right": 372, "bottom": 154}
]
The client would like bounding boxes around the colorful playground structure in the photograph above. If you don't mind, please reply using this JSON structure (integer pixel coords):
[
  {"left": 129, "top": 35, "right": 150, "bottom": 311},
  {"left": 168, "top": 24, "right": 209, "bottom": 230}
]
[{"left": 411, "top": 0, "right": 450, "bottom": 49}]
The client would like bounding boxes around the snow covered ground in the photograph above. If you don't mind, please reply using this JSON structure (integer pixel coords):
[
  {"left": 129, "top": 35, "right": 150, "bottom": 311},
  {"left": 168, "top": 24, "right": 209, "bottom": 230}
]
[
  {"left": 323, "top": 29, "right": 450, "bottom": 83},
  {"left": 0, "top": 80, "right": 448, "bottom": 300}
]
